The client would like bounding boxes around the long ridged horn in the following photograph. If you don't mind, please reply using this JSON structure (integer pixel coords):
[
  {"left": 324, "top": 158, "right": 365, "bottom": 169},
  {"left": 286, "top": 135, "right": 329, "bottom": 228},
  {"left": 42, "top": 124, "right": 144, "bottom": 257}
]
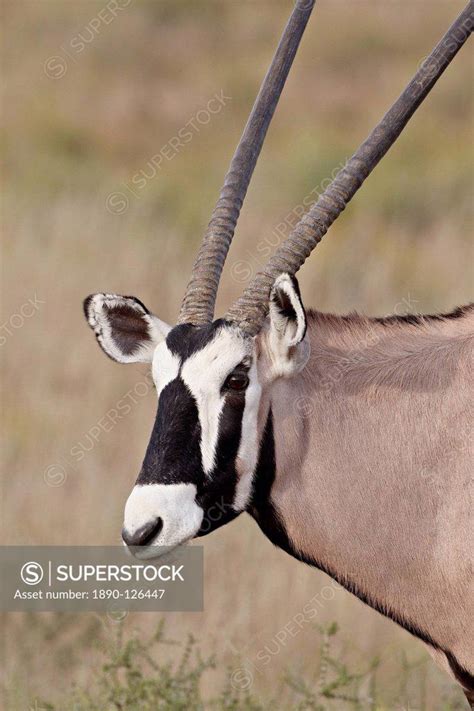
[
  {"left": 178, "top": 0, "right": 316, "bottom": 326},
  {"left": 226, "top": 2, "right": 473, "bottom": 335}
]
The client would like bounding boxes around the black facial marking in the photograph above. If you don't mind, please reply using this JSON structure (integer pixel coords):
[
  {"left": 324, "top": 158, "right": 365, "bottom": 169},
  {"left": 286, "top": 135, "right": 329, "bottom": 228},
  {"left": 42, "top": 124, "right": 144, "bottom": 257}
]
[
  {"left": 249, "top": 410, "right": 455, "bottom": 656},
  {"left": 135, "top": 320, "right": 249, "bottom": 535},
  {"left": 166, "top": 320, "right": 228, "bottom": 360},
  {"left": 195, "top": 386, "right": 246, "bottom": 535},
  {"left": 215, "top": 390, "right": 246, "bottom": 475},
  {"left": 137, "top": 378, "right": 202, "bottom": 486}
]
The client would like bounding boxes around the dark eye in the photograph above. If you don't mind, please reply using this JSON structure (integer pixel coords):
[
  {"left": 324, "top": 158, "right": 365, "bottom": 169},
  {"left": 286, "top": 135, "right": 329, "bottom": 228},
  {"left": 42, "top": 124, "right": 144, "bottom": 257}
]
[{"left": 224, "top": 372, "right": 249, "bottom": 391}]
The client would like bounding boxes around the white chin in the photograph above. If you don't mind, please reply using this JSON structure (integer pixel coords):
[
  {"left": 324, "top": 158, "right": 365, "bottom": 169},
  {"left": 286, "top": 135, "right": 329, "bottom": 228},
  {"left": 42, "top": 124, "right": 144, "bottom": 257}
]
[
  {"left": 124, "top": 540, "right": 189, "bottom": 561},
  {"left": 123, "top": 482, "right": 204, "bottom": 554}
]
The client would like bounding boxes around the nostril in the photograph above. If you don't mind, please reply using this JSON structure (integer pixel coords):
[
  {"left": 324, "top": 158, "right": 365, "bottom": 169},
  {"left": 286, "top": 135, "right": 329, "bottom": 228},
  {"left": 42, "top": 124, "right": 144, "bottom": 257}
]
[{"left": 122, "top": 517, "right": 163, "bottom": 547}]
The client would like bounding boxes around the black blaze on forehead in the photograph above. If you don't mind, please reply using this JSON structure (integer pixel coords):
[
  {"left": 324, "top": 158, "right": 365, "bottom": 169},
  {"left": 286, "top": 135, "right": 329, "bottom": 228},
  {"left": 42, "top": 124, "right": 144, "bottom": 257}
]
[
  {"left": 137, "top": 378, "right": 202, "bottom": 486},
  {"left": 165, "top": 320, "right": 229, "bottom": 360}
]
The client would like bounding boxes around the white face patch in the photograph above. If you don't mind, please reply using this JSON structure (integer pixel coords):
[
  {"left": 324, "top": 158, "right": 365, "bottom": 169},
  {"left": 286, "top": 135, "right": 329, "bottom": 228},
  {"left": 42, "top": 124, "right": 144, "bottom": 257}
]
[
  {"left": 123, "top": 483, "right": 203, "bottom": 558},
  {"left": 124, "top": 325, "right": 263, "bottom": 553},
  {"left": 233, "top": 358, "right": 261, "bottom": 511},
  {"left": 152, "top": 341, "right": 180, "bottom": 396},
  {"left": 180, "top": 327, "right": 250, "bottom": 475}
]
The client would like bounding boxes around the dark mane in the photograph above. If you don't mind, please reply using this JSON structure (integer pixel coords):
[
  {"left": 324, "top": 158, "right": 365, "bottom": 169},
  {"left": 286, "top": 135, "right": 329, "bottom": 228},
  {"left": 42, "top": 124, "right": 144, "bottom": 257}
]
[
  {"left": 307, "top": 303, "right": 474, "bottom": 329},
  {"left": 373, "top": 304, "right": 474, "bottom": 327}
]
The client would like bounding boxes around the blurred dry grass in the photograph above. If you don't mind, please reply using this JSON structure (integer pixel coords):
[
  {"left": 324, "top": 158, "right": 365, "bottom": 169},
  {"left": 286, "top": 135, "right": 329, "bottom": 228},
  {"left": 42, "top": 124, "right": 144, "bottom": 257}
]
[{"left": 1, "top": 0, "right": 472, "bottom": 708}]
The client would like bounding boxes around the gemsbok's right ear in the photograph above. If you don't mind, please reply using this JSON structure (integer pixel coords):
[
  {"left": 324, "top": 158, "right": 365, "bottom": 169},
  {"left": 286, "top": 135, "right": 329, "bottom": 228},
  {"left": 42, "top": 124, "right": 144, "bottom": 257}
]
[
  {"left": 83, "top": 294, "right": 171, "bottom": 364},
  {"left": 264, "top": 273, "right": 310, "bottom": 379}
]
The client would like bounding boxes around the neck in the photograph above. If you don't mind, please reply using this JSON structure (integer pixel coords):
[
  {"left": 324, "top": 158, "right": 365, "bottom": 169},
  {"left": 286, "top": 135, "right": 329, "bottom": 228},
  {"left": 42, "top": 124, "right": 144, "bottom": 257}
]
[{"left": 249, "top": 306, "right": 473, "bottom": 675}]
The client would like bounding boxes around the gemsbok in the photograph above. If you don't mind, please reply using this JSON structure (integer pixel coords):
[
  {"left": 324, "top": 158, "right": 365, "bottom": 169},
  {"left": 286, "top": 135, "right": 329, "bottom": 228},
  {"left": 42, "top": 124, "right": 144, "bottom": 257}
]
[{"left": 83, "top": 1, "right": 474, "bottom": 703}]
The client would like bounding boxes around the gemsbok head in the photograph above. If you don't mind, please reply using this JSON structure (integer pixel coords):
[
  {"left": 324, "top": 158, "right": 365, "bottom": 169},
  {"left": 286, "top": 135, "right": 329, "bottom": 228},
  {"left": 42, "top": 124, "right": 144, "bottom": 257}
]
[{"left": 84, "top": 1, "right": 473, "bottom": 702}]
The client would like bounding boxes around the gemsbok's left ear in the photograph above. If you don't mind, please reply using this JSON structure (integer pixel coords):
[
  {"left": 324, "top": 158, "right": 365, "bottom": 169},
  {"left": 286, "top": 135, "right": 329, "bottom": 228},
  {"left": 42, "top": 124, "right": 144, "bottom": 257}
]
[
  {"left": 83, "top": 293, "right": 171, "bottom": 364},
  {"left": 266, "top": 273, "right": 309, "bottom": 377}
]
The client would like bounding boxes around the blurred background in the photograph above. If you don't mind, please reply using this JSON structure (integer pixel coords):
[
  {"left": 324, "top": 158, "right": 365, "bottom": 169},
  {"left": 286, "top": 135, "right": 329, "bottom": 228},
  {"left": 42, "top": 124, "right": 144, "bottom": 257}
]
[{"left": 1, "top": 0, "right": 472, "bottom": 708}]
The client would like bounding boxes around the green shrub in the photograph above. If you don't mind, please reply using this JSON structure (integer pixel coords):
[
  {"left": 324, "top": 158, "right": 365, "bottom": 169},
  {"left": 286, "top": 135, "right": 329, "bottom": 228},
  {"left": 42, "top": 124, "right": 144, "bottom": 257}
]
[{"left": 33, "top": 621, "right": 466, "bottom": 711}]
